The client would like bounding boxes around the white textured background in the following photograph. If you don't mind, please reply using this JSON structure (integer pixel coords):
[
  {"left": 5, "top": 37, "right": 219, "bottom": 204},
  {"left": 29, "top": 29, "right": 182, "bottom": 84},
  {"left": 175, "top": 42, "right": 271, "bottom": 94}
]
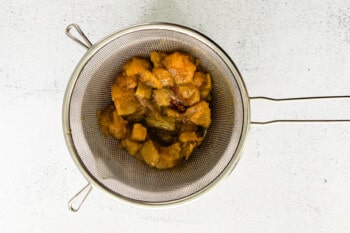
[{"left": 1, "top": 0, "right": 350, "bottom": 232}]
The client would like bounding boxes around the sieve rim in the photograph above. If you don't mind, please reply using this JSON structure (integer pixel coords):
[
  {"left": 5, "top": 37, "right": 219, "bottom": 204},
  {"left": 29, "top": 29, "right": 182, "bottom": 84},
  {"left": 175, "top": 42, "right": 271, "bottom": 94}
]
[{"left": 62, "top": 22, "right": 251, "bottom": 207}]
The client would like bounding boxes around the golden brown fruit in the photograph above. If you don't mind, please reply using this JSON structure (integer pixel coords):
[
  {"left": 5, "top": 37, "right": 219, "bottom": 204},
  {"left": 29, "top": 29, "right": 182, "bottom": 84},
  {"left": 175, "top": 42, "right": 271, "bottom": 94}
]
[
  {"left": 135, "top": 81, "right": 153, "bottom": 99},
  {"left": 152, "top": 88, "right": 173, "bottom": 107},
  {"left": 115, "top": 75, "right": 138, "bottom": 89},
  {"left": 121, "top": 138, "right": 143, "bottom": 156},
  {"left": 156, "top": 143, "right": 182, "bottom": 169},
  {"left": 176, "top": 84, "right": 200, "bottom": 106},
  {"left": 97, "top": 105, "right": 129, "bottom": 139},
  {"left": 179, "top": 131, "right": 203, "bottom": 144},
  {"left": 111, "top": 84, "right": 140, "bottom": 116},
  {"left": 185, "top": 101, "right": 212, "bottom": 128},
  {"left": 150, "top": 51, "right": 167, "bottom": 68},
  {"left": 200, "top": 89, "right": 211, "bottom": 101},
  {"left": 140, "top": 140, "right": 160, "bottom": 167},
  {"left": 152, "top": 68, "right": 175, "bottom": 87},
  {"left": 139, "top": 70, "right": 162, "bottom": 89},
  {"left": 131, "top": 123, "right": 147, "bottom": 142},
  {"left": 123, "top": 57, "right": 150, "bottom": 76},
  {"left": 163, "top": 52, "right": 196, "bottom": 85},
  {"left": 193, "top": 72, "right": 212, "bottom": 90},
  {"left": 193, "top": 72, "right": 212, "bottom": 100}
]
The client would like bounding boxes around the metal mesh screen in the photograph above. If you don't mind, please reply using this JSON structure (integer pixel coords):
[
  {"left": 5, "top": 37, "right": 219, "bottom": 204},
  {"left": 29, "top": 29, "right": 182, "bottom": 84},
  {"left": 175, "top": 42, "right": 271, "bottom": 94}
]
[{"left": 68, "top": 26, "right": 245, "bottom": 203}]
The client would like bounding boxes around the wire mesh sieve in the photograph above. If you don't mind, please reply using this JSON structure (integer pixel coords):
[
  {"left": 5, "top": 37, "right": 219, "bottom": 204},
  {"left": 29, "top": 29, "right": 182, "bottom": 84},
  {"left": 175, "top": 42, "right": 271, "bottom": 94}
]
[{"left": 63, "top": 23, "right": 250, "bottom": 207}]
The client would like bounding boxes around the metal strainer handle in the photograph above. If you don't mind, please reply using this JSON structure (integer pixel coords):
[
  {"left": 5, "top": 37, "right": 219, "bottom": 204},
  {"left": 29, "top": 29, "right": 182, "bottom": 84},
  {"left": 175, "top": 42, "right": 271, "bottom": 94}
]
[
  {"left": 68, "top": 183, "right": 92, "bottom": 212},
  {"left": 250, "top": 95, "right": 350, "bottom": 124},
  {"left": 65, "top": 24, "right": 92, "bottom": 49}
]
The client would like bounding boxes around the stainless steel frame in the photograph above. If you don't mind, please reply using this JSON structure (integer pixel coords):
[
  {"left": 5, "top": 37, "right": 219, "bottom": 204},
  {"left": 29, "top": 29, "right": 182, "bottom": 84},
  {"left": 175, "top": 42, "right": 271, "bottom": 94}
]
[
  {"left": 63, "top": 23, "right": 350, "bottom": 211},
  {"left": 63, "top": 23, "right": 250, "bottom": 211}
]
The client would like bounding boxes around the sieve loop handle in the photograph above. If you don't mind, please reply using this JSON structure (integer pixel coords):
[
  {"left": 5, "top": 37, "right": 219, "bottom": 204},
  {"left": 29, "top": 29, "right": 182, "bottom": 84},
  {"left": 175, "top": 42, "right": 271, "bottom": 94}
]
[
  {"left": 65, "top": 24, "right": 93, "bottom": 50},
  {"left": 68, "top": 183, "right": 92, "bottom": 212},
  {"left": 249, "top": 95, "right": 350, "bottom": 125}
]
